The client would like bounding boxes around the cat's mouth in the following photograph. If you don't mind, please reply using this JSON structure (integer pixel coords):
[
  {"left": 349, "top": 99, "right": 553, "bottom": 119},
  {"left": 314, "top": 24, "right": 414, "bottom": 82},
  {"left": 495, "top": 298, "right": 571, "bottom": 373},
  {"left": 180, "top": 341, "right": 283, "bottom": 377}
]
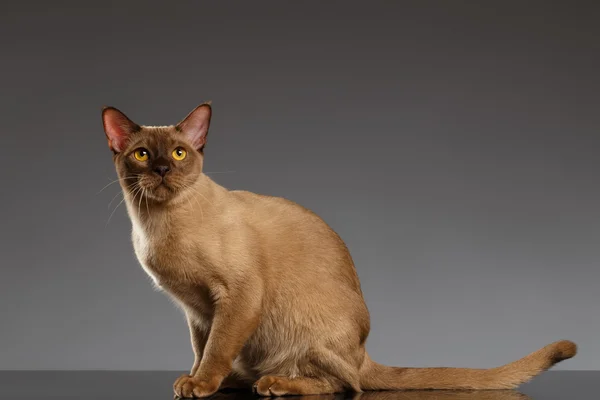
[
  {"left": 142, "top": 178, "right": 178, "bottom": 202},
  {"left": 129, "top": 175, "right": 186, "bottom": 203}
]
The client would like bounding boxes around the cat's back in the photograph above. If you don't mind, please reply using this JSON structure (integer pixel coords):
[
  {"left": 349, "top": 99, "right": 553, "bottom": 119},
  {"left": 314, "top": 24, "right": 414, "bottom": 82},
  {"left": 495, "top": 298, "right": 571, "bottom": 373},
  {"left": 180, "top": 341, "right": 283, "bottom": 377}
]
[
  {"left": 226, "top": 189, "right": 360, "bottom": 284},
  {"left": 228, "top": 189, "right": 334, "bottom": 235}
]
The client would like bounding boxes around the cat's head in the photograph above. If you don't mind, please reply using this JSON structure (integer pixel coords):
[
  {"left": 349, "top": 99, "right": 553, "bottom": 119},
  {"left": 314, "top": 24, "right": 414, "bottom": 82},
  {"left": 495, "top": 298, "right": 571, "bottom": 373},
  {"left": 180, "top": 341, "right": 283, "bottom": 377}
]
[{"left": 101, "top": 103, "right": 211, "bottom": 203}]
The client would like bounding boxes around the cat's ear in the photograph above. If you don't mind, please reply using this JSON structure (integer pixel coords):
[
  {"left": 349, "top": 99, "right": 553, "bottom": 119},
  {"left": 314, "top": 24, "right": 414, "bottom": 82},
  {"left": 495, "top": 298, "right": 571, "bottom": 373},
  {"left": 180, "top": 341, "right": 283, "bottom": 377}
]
[
  {"left": 102, "top": 106, "right": 140, "bottom": 153},
  {"left": 176, "top": 102, "right": 212, "bottom": 150}
]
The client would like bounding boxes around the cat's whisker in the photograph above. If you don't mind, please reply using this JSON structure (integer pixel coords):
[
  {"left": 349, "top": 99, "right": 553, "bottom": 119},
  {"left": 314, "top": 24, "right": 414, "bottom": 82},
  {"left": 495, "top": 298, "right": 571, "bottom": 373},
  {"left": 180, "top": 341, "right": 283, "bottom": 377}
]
[
  {"left": 107, "top": 190, "right": 123, "bottom": 210},
  {"left": 97, "top": 178, "right": 125, "bottom": 195},
  {"left": 133, "top": 186, "right": 144, "bottom": 215},
  {"left": 96, "top": 175, "right": 140, "bottom": 195},
  {"left": 184, "top": 180, "right": 215, "bottom": 208},
  {"left": 145, "top": 189, "right": 150, "bottom": 215},
  {"left": 106, "top": 195, "right": 129, "bottom": 227},
  {"left": 138, "top": 186, "right": 145, "bottom": 216},
  {"left": 189, "top": 194, "right": 202, "bottom": 223},
  {"left": 203, "top": 170, "right": 236, "bottom": 175},
  {"left": 186, "top": 187, "right": 212, "bottom": 215},
  {"left": 192, "top": 193, "right": 205, "bottom": 223},
  {"left": 107, "top": 184, "right": 143, "bottom": 226},
  {"left": 188, "top": 186, "right": 212, "bottom": 205},
  {"left": 180, "top": 182, "right": 205, "bottom": 222}
]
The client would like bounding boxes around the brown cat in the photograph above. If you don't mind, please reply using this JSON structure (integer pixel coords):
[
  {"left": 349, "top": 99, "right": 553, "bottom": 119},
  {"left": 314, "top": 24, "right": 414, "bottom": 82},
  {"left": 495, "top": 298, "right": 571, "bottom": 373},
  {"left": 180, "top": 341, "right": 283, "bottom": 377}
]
[{"left": 101, "top": 103, "right": 577, "bottom": 398}]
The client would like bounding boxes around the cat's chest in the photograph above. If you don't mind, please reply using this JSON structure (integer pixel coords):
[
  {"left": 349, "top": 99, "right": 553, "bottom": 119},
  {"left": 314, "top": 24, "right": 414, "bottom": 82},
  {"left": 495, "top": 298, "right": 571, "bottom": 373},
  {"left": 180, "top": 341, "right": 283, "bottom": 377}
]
[
  {"left": 131, "top": 226, "right": 193, "bottom": 287},
  {"left": 132, "top": 228, "right": 217, "bottom": 318}
]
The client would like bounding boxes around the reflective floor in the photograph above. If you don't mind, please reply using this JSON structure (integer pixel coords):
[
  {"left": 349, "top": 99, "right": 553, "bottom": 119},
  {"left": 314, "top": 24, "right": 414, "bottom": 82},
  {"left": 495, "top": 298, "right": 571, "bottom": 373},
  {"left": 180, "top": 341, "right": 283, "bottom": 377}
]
[{"left": 0, "top": 371, "right": 593, "bottom": 400}]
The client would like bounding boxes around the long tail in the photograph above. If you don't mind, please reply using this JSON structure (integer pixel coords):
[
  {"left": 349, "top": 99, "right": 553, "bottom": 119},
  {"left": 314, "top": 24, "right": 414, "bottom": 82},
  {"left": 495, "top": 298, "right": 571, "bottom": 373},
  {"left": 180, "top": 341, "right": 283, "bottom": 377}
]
[{"left": 359, "top": 340, "right": 577, "bottom": 390}]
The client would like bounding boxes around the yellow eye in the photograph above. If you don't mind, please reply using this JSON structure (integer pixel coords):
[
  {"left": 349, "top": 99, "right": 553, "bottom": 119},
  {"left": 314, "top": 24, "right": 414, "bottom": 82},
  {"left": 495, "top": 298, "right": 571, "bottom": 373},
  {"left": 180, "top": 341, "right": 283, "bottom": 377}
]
[
  {"left": 133, "top": 148, "right": 149, "bottom": 161},
  {"left": 172, "top": 147, "right": 187, "bottom": 161}
]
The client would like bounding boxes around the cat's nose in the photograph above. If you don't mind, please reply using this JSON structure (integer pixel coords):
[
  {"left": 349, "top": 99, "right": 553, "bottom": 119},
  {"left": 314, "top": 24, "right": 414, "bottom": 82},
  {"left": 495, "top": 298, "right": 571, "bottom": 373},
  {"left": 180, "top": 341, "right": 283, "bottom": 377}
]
[{"left": 153, "top": 165, "right": 171, "bottom": 177}]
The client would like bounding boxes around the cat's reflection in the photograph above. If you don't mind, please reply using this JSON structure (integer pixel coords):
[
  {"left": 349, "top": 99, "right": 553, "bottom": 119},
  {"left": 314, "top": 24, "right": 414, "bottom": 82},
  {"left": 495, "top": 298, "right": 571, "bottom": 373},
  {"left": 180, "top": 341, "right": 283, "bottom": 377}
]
[{"left": 207, "top": 390, "right": 530, "bottom": 400}]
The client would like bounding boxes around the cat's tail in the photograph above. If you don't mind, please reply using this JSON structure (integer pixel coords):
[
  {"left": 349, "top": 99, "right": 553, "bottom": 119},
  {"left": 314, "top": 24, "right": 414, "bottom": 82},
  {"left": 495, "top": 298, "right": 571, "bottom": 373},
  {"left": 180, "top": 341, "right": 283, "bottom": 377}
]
[{"left": 359, "top": 340, "right": 577, "bottom": 390}]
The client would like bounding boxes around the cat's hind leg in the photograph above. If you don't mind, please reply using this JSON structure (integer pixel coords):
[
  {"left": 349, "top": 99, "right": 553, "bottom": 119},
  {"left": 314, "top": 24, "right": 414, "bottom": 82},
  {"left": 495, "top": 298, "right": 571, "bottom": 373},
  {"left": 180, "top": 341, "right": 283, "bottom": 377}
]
[
  {"left": 218, "top": 360, "right": 256, "bottom": 392},
  {"left": 253, "top": 375, "right": 344, "bottom": 396},
  {"left": 219, "top": 373, "right": 253, "bottom": 391}
]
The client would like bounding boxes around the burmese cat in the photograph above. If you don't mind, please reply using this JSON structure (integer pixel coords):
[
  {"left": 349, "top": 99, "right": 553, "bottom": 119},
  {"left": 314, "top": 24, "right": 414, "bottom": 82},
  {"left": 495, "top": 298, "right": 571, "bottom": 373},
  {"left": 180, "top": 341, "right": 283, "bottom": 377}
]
[{"left": 101, "top": 103, "right": 576, "bottom": 398}]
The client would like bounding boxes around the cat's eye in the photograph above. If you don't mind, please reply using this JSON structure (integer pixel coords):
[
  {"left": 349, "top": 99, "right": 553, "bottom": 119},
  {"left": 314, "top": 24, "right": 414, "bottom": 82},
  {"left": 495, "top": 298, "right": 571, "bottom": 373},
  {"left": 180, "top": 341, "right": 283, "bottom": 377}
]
[
  {"left": 133, "top": 148, "right": 149, "bottom": 162},
  {"left": 172, "top": 147, "right": 187, "bottom": 161}
]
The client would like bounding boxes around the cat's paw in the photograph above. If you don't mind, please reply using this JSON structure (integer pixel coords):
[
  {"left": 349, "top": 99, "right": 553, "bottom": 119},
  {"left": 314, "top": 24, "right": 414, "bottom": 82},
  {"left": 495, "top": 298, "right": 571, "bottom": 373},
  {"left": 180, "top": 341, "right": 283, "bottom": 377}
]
[
  {"left": 173, "top": 375, "right": 219, "bottom": 398},
  {"left": 253, "top": 376, "right": 299, "bottom": 397},
  {"left": 173, "top": 374, "right": 192, "bottom": 394},
  {"left": 253, "top": 375, "right": 280, "bottom": 396}
]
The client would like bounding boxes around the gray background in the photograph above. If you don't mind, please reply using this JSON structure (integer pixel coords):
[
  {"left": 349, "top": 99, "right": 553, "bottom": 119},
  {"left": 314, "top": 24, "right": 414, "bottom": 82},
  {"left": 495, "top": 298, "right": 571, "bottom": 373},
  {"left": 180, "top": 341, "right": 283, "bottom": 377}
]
[{"left": 0, "top": 1, "right": 598, "bottom": 371}]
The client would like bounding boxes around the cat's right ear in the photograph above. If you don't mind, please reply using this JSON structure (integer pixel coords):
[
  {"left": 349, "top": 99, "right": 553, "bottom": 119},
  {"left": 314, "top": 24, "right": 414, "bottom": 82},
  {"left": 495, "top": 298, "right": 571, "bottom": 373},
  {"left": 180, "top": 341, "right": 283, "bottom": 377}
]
[{"left": 101, "top": 106, "right": 140, "bottom": 153}]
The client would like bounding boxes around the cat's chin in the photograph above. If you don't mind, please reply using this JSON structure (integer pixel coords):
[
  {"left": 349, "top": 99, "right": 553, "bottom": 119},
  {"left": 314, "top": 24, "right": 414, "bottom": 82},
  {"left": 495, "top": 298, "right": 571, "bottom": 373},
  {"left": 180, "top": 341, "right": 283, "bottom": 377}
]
[{"left": 143, "top": 182, "right": 179, "bottom": 203}]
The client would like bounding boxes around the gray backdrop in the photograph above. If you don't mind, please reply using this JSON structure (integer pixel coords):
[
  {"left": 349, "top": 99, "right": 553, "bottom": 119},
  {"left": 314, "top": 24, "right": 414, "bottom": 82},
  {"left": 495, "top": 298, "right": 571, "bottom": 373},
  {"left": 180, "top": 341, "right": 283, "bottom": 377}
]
[{"left": 0, "top": 1, "right": 598, "bottom": 371}]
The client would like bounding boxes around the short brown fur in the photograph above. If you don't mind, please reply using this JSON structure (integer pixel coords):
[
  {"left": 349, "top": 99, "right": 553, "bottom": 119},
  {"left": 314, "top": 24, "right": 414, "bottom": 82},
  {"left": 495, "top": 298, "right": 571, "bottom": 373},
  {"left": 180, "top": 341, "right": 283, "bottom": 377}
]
[{"left": 102, "top": 104, "right": 577, "bottom": 398}]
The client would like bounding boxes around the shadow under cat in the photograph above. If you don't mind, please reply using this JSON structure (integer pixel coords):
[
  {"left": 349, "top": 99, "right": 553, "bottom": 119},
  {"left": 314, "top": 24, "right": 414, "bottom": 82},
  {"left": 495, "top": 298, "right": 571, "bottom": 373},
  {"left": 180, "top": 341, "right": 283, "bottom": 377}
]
[{"left": 208, "top": 390, "right": 531, "bottom": 400}]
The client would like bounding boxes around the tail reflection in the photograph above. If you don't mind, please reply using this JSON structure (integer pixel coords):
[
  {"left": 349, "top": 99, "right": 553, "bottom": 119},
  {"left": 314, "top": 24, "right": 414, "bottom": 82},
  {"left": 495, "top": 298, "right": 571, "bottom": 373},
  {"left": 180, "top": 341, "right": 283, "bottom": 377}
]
[{"left": 352, "top": 390, "right": 530, "bottom": 400}]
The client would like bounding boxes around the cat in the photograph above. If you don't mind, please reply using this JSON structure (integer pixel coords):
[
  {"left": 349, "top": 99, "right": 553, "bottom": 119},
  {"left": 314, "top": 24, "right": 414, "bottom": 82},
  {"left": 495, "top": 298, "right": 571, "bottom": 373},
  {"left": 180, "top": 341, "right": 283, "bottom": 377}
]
[{"left": 101, "top": 103, "right": 577, "bottom": 398}]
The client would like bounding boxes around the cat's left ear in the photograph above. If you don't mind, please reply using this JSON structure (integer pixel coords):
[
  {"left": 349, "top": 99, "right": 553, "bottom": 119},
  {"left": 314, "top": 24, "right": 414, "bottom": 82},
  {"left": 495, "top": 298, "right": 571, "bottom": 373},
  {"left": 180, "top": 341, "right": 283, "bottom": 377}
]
[
  {"left": 176, "top": 102, "right": 212, "bottom": 150},
  {"left": 102, "top": 106, "right": 140, "bottom": 153}
]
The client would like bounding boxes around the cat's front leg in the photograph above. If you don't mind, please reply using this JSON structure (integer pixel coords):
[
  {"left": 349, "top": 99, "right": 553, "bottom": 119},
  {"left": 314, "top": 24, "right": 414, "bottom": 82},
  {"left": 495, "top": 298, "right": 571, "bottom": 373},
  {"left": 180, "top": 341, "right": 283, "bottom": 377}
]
[
  {"left": 173, "top": 316, "right": 208, "bottom": 392},
  {"left": 173, "top": 281, "right": 262, "bottom": 398}
]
